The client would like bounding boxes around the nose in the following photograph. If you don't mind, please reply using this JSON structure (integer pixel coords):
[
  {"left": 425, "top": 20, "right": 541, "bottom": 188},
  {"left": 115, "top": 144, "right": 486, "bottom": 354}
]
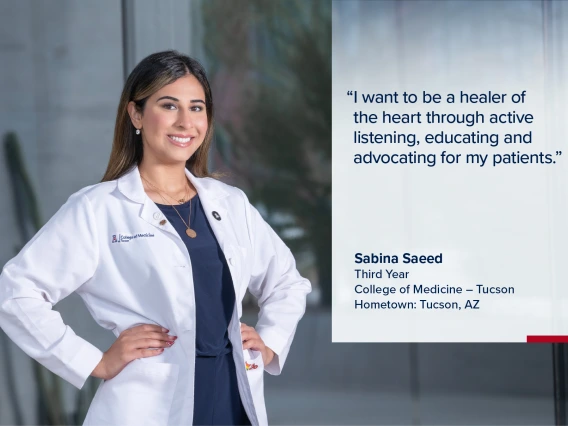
[{"left": 175, "top": 108, "right": 193, "bottom": 129}]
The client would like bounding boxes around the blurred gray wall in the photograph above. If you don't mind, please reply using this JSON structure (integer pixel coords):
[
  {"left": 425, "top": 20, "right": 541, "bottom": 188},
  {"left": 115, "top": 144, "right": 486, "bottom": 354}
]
[{"left": 0, "top": 1, "right": 123, "bottom": 424}]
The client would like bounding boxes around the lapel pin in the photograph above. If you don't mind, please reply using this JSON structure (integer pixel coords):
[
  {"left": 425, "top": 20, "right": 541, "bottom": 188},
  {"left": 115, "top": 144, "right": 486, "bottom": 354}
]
[
  {"left": 160, "top": 219, "right": 167, "bottom": 225},
  {"left": 212, "top": 211, "right": 221, "bottom": 221}
]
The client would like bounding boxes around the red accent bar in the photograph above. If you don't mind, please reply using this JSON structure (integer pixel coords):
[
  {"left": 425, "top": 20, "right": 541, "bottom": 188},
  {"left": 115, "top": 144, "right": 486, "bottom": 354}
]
[{"left": 527, "top": 335, "right": 568, "bottom": 343}]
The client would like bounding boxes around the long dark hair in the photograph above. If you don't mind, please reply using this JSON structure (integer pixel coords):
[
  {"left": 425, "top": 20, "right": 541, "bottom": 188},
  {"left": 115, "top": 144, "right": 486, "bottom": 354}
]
[{"left": 101, "top": 50, "right": 215, "bottom": 182}]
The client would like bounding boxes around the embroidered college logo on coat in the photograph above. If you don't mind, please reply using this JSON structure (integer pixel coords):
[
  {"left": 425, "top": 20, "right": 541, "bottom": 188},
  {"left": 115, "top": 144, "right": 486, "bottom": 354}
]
[
  {"left": 245, "top": 361, "right": 258, "bottom": 371},
  {"left": 111, "top": 233, "right": 155, "bottom": 243}
]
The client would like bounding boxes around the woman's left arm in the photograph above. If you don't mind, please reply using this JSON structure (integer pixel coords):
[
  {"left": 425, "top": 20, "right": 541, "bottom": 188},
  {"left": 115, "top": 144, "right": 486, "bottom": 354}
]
[{"left": 239, "top": 190, "right": 312, "bottom": 375}]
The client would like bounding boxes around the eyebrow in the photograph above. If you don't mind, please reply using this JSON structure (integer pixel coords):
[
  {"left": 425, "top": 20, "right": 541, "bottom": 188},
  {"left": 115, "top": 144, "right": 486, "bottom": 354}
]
[{"left": 156, "top": 96, "right": 205, "bottom": 104}]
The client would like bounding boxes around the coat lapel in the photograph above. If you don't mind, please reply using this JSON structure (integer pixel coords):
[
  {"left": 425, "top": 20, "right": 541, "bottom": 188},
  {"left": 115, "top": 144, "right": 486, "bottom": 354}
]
[
  {"left": 117, "top": 166, "right": 182, "bottom": 240},
  {"left": 185, "top": 169, "right": 230, "bottom": 253}
]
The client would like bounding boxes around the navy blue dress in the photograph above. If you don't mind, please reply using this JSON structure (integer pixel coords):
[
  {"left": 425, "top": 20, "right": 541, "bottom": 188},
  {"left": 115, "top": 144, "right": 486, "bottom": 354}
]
[{"left": 156, "top": 195, "right": 251, "bottom": 426}]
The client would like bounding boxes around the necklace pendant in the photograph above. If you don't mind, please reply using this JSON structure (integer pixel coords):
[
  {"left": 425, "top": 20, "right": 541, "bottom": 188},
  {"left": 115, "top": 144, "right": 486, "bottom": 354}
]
[
  {"left": 186, "top": 228, "right": 197, "bottom": 238},
  {"left": 179, "top": 198, "right": 186, "bottom": 203}
]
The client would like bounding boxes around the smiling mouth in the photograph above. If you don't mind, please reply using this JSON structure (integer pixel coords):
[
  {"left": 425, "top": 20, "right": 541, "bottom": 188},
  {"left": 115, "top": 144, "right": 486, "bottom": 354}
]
[
  {"left": 169, "top": 135, "right": 193, "bottom": 142},
  {"left": 167, "top": 135, "right": 194, "bottom": 147}
]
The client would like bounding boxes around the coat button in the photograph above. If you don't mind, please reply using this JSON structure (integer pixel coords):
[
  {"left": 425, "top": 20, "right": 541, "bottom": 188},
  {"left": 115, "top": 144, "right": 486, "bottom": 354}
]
[
  {"left": 229, "top": 258, "right": 235, "bottom": 266},
  {"left": 153, "top": 212, "right": 162, "bottom": 220}
]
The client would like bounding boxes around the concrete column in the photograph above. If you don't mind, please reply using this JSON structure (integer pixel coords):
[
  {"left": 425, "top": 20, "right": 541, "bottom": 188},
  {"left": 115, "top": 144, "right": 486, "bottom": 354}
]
[{"left": 122, "top": 0, "right": 203, "bottom": 75}]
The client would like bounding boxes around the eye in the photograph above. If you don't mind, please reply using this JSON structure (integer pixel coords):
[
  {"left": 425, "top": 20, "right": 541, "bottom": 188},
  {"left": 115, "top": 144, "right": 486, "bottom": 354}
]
[
  {"left": 162, "top": 103, "right": 177, "bottom": 110},
  {"left": 190, "top": 105, "right": 204, "bottom": 112}
]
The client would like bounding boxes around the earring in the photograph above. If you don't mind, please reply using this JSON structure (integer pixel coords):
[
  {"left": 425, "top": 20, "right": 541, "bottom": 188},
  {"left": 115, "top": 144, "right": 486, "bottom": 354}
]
[{"left": 136, "top": 129, "right": 140, "bottom": 135}]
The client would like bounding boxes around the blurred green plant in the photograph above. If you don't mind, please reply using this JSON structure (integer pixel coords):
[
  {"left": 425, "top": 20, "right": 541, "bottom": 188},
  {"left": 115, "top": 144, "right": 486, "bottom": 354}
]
[
  {"left": 3, "top": 131, "right": 99, "bottom": 425},
  {"left": 202, "top": 0, "right": 332, "bottom": 305}
]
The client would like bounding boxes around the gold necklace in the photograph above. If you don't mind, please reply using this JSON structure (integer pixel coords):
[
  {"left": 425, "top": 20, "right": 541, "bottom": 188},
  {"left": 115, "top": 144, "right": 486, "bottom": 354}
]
[
  {"left": 141, "top": 175, "right": 197, "bottom": 238},
  {"left": 141, "top": 175, "right": 189, "bottom": 205},
  {"left": 177, "top": 184, "right": 189, "bottom": 203}
]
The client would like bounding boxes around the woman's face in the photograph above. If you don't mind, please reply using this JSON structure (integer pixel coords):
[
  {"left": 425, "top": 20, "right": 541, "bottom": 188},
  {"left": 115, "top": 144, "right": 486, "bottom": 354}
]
[{"left": 129, "top": 74, "right": 208, "bottom": 166}]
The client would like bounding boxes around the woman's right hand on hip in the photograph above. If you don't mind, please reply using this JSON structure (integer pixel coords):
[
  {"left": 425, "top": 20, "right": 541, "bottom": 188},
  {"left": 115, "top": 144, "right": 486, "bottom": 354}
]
[{"left": 90, "top": 324, "right": 177, "bottom": 380}]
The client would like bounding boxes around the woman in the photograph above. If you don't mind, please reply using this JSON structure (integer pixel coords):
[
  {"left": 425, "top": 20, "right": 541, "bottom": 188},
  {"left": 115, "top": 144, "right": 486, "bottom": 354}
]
[{"left": 0, "top": 50, "right": 311, "bottom": 426}]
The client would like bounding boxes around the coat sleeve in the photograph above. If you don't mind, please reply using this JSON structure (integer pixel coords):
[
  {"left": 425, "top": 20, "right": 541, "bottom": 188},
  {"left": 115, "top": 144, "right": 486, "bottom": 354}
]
[
  {"left": 0, "top": 191, "right": 104, "bottom": 390},
  {"left": 239, "top": 190, "right": 312, "bottom": 375}
]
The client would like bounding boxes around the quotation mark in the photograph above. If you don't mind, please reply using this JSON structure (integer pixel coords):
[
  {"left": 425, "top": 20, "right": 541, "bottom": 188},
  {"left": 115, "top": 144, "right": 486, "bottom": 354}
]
[{"left": 347, "top": 90, "right": 357, "bottom": 103}]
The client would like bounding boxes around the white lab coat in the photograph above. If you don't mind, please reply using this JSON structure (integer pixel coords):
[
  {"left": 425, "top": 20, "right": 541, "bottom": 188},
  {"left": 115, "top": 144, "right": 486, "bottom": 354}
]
[{"left": 0, "top": 165, "right": 311, "bottom": 426}]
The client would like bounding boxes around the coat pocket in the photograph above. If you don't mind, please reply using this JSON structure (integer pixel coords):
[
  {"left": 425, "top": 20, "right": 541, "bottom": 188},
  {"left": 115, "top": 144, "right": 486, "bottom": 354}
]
[
  {"left": 243, "top": 349, "right": 268, "bottom": 425},
  {"left": 83, "top": 361, "right": 179, "bottom": 426}
]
